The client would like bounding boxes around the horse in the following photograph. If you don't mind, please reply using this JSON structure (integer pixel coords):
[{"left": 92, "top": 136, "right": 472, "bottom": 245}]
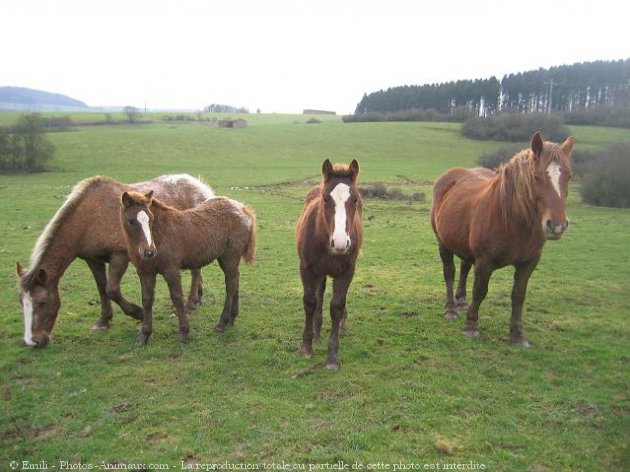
[
  {"left": 16, "top": 174, "right": 215, "bottom": 347},
  {"left": 430, "top": 131, "right": 574, "bottom": 346},
  {"left": 120, "top": 190, "right": 256, "bottom": 345},
  {"left": 296, "top": 159, "right": 363, "bottom": 370}
]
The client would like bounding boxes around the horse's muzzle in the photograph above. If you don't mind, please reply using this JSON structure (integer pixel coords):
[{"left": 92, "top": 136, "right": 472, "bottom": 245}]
[
  {"left": 141, "top": 247, "right": 157, "bottom": 259},
  {"left": 27, "top": 333, "right": 51, "bottom": 348},
  {"left": 545, "top": 219, "right": 569, "bottom": 240}
]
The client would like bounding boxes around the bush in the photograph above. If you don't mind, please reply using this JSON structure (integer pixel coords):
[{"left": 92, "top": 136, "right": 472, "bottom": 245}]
[
  {"left": 0, "top": 113, "right": 55, "bottom": 173},
  {"left": 358, "top": 183, "right": 425, "bottom": 202},
  {"left": 461, "top": 112, "right": 571, "bottom": 142},
  {"left": 579, "top": 142, "right": 630, "bottom": 208}
]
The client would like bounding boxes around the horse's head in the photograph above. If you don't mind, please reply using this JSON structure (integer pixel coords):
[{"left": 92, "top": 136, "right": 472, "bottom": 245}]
[
  {"left": 530, "top": 132, "right": 574, "bottom": 240},
  {"left": 16, "top": 262, "right": 60, "bottom": 347},
  {"left": 320, "top": 159, "right": 361, "bottom": 255},
  {"left": 121, "top": 190, "right": 157, "bottom": 259}
]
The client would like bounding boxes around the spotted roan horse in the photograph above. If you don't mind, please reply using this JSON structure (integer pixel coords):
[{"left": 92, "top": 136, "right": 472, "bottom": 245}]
[
  {"left": 431, "top": 132, "right": 574, "bottom": 346},
  {"left": 296, "top": 159, "right": 363, "bottom": 370}
]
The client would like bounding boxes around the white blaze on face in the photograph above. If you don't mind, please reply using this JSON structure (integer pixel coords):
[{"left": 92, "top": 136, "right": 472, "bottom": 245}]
[
  {"left": 22, "top": 293, "right": 36, "bottom": 346},
  {"left": 136, "top": 210, "right": 153, "bottom": 246},
  {"left": 547, "top": 162, "right": 562, "bottom": 197},
  {"left": 330, "top": 183, "right": 351, "bottom": 252}
]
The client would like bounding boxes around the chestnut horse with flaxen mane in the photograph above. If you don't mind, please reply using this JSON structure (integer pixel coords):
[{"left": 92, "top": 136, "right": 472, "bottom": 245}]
[
  {"left": 121, "top": 190, "right": 256, "bottom": 345},
  {"left": 431, "top": 132, "right": 574, "bottom": 346},
  {"left": 296, "top": 159, "right": 363, "bottom": 370},
  {"left": 16, "top": 174, "right": 214, "bottom": 347}
]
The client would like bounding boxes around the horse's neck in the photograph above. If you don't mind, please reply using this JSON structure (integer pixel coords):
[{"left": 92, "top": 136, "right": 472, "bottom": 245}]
[
  {"left": 30, "top": 228, "right": 79, "bottom": 283},
  {"left": 151, "top": 204, "right": 186, "bottom": 242}
]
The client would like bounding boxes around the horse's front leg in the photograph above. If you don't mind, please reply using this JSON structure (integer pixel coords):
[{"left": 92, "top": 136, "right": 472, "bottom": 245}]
[
  {"left": 464, "top": 261, "right": 494, "bottom": 337},
  {"left": 327, "top": 272, "right": 354, "bottom": 371},
  {"left": 300, "top": 269, "right": 324, "bottom": 359},
  {"left": 509, "top": 258, "right": 539, "bottom": 348},
  {"left": 313, "top": 277, "right": 326, "bottom": 339},
  {"left": 137, "top": 272, "right": 156, "bottom": 346},
  {"left": 163, "top": 270, "right": 189, "bottom": 342},
  {"left": 85, "top": 259, "right": 113, "bottom": 331},
  {"left": 455, "top": 260, "right": 472, "bottom": 311},
  {"left": 107, "top": 252, "right": 143, "bottom": 320},
  {"left": 439, "top": 243, "right": 458, "bottom": 320}
]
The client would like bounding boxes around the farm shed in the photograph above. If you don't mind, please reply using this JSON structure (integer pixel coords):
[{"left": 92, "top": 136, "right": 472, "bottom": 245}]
[{"left": 218, "top": 118, "right": 248, "bottom": 128}]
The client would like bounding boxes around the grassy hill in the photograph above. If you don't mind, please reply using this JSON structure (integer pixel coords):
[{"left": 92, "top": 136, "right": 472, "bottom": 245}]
[
  {"left": 0, "top": 116, "right": 628, "bottom": 469},
  {"left": 0, "top": 86, "right": 89, "bottom": 112}
]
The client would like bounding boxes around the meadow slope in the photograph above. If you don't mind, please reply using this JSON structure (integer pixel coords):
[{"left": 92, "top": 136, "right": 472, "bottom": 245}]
[{"left": 1, "top": 116, "right": 629, "bottom": 470}]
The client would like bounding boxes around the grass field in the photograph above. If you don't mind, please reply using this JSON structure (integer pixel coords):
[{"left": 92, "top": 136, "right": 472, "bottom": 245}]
[{"left": 1, "top": 115, "right": 629, "bottom": 471}]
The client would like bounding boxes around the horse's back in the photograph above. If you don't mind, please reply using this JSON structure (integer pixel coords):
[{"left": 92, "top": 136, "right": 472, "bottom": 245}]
[{"left": 431, "top": 167, "right": 495, "bottom": 260}]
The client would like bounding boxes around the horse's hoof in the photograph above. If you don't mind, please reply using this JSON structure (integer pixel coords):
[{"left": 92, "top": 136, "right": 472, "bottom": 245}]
[
  {"left": 136, "top": 334, "right": 149, "bottom": 346},
  {"left": 462, "top": 328, "right": 480, "bottom": 338},
  {"left": 214, "top": 323, "right": 226, "bottom": 333},
  {"left": 444, "top": 311, "right": 459, "bottom": 321},
  {"left": 456, "top": 299, "right": 468, "bottom": 311},
  {"left": 325, "top": 361, "right": 340, "bottom": 372},
  {"left": 300, "top": 345, "right": 313, "bottom": 359},
  {"left": 176, "top": 333, "right": 189, "bottom": 343},
  {"left": 510, "top": 337, "right": 531, "bottom": 348},
  {"left": 91, "top": 321, "right": 110, "bottom": 331}
]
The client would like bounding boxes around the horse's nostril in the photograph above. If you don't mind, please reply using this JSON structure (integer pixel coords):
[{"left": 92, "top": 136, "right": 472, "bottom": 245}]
[
  {"left": 144, "top": 249, "right": 156, "bottom": 258},
  {"left": 546, "top": 220, "right": 554, "bottom": 231}
]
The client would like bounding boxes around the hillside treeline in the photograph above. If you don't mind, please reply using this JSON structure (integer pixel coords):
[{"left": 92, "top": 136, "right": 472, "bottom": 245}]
[{"left": 352, "top": 59, "right": 630, "bottom": 120}]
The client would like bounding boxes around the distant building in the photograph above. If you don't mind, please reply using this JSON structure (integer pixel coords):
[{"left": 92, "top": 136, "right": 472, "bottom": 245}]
[
  {"left": 303, "top": 109, "right": 336, "bottom": 115},
  {"left": 218, "top": 118, "right": 248, "bottom": 128}
]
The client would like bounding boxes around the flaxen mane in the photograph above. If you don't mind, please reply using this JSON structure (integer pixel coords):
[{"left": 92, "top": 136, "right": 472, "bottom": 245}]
[
  {"left": 498, "top": 142, "right": 571, "bottom": 227},
  {"left": 22, "top": 176, "right": 110, "bottom": 289}
]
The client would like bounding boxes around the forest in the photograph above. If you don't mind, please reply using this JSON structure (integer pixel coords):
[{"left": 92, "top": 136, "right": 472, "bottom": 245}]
[{"left": 353, "top": 59, "right": 630, "bottom": 119}]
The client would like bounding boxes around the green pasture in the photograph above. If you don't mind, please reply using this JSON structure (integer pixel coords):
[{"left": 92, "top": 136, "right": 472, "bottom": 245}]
[{"left": 0, "top": 116, "right": 628, "bottom": 470}]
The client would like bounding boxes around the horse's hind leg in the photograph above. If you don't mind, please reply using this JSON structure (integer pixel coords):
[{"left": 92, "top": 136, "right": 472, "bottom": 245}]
[
  {"left": 86, "top": 259, "right": 113, "bottom": 331},
  {"left": 107, "top": 253, "right": 143, "bottom": 320},
  {"left": 186, "top": 269, "right": 203, "bottom": 312},
  {"left": 313, "top": 277, "right": 326, "bottom": 339},
  {"left": 509, "top": 258, "right": 539, "bottom": 348},
  {"left": 455, "top": 260, "right": 472, "bottom": 311},
  {"left": 326, "top": 273, "right": 353, "bottom": 371},
  {"left": 439, "top": 243, "right": 458, "bottom": 320},
  {"left": 464, "top": 261, "right": 493, "bottom": 337},
  {"left": 215, "top": 257, "right": 239, "bottom": 332}
]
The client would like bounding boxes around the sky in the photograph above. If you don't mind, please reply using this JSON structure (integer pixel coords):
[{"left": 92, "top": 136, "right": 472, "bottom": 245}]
[{"left": 2, "top": 0, "right": 629, "bottom": 115}]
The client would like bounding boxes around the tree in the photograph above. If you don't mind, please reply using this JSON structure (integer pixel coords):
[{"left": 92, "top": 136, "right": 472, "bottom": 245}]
[
  {"left": 0, "top": 113, "right": 55, "bottom": 173},
  {"left": 124, "top": 106, "right": 140, "bottom": 123}
]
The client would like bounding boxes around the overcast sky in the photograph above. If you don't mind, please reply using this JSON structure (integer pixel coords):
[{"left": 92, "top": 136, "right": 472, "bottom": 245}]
[{"left": 3, "top": 0, "right": 629, "bottom": 114}]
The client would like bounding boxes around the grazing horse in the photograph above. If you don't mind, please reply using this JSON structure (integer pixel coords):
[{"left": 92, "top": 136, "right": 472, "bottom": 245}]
[
  {"left": 431, "top": 132, "right": 574, "bottom": 346},
  {"left": 120, "top": 190, "right": 256, "bottom": 345},
  {"left": 296, "top": 159, "right": 363, "bottom": 370},
  {"left": 16, "top": 174, "right": 214, "bottom": 347}
]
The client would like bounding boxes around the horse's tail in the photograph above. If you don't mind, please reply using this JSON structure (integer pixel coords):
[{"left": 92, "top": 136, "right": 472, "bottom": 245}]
[{"left": 242, "top": 205, "right": 257, "bottom": 264}]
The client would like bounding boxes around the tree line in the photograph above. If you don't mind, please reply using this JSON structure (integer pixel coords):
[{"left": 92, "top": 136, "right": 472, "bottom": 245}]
[{"left": 353, "top": 59, "right": 630, "bottom": 118}]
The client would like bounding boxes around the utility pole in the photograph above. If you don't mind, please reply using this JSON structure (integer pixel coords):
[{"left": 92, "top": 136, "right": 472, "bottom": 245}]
[{"left": 545, "top": 79, "right": 558, "bottom": 115}]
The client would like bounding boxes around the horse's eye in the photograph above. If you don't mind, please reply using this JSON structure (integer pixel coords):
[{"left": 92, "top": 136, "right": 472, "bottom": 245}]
[{"left": 127, "top": 219, "right": 136, "bottom": 226}]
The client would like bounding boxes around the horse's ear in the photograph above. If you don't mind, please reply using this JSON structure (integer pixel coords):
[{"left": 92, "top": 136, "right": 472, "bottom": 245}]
[
  {"left": 561, "top": 136, "right": 575, "bottom": 158},
  {"left": 145, "top": 190, "right": 154, "bottom": 203},
  {"left": 531, "top": 131, "right": 544, "bottom": 159},
  {"left": 16, "top": 261, "right": 28, "bottom": 278},
  {"left": 349, "top": 159, "right": 360, "bottom": 183},
  {"left": 322, "top": 159, "right": 333, "bottom": 181},
  {"left": 121, "top": 191, "right": 134, "bottom": 208}
]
